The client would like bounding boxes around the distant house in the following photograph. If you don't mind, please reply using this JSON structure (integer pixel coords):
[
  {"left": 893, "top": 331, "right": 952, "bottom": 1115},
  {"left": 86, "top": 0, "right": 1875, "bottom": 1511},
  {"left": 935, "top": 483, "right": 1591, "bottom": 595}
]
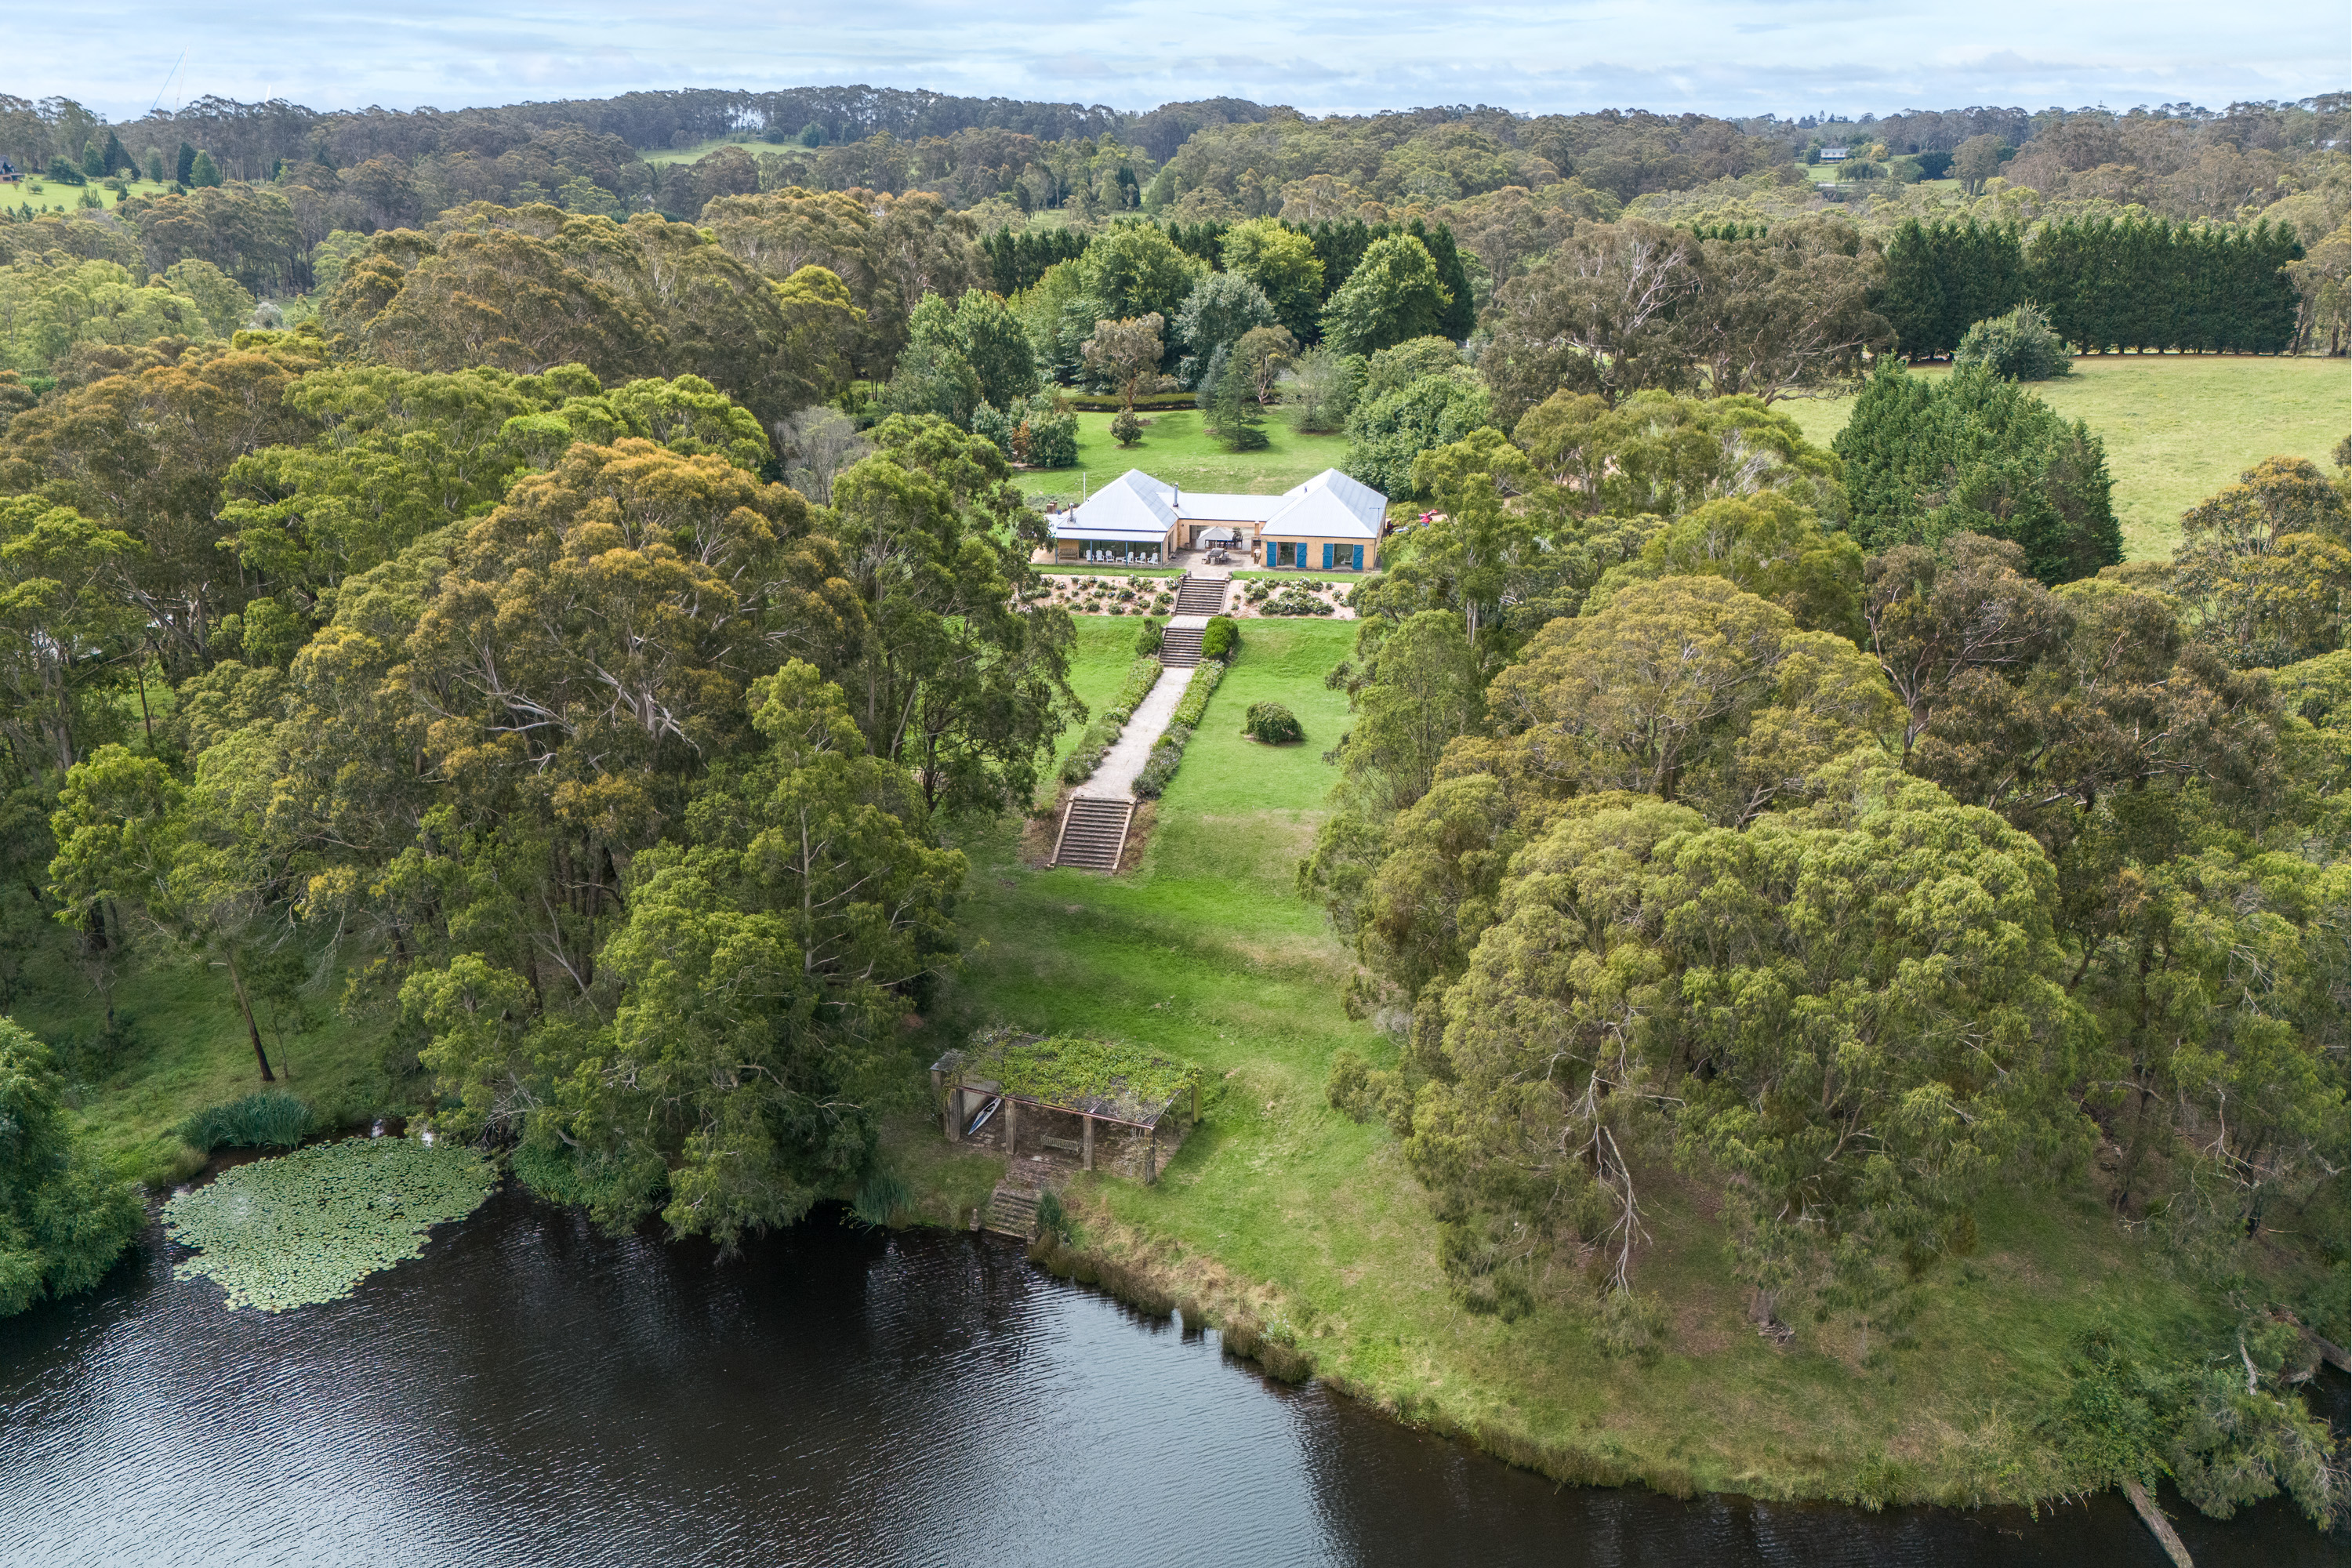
[
  {"left": 1818, "top": 145, "right": 1849, "bottom": 162},
  {"left": 1048, "top": 467, "right": 1387, "bottom": 571}
]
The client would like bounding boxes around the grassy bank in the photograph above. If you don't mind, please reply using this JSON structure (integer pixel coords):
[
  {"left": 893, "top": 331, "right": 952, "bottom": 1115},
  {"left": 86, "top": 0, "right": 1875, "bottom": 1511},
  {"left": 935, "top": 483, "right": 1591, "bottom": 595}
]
[
  {"left": 1015, "top": 408, "right": 1349, "bottom": 501},
  {"left": 902, "top": 614, "right": 2274, "bottom": 1508},
  {"left": 1780, "top": 355, "right": 2350, "bottom": 561},
  {"left": 9, "top": 925, "right": 406, "bottom": 1188}
]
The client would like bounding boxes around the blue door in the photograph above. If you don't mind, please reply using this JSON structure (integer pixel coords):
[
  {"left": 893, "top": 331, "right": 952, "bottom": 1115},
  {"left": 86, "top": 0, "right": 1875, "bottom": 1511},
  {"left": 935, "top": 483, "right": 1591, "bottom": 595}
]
[{"left": 1352, "top": 544, "right": 1364, "bottom": 571}]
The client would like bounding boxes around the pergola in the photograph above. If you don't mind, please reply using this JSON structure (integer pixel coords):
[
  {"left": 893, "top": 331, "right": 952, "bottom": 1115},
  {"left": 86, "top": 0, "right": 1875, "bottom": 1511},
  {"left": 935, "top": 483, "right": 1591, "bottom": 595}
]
[{"left": 932, "top": 1031, "right": 1202, "bottom": 1184}]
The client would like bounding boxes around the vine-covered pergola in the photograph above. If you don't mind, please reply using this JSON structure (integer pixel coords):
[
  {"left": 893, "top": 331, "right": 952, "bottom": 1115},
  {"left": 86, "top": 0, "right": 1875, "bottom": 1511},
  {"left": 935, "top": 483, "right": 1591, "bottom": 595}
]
[{"left": 932, "top": 1030, "right": 1203, "bottom": 1182}]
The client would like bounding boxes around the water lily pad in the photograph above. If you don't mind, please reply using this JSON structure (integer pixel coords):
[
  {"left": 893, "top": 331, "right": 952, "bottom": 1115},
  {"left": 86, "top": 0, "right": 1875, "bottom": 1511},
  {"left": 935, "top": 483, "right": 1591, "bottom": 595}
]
[{"left": 164, "top": 1136, "right": 494, "bottom": 1312}]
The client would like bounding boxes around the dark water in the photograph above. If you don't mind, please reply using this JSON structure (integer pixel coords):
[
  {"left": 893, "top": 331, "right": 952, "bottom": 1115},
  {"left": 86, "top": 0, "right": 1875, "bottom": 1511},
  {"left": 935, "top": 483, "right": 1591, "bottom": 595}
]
[{"left": 0, "top": 1184, "right": 2335, "bottom": 1568}]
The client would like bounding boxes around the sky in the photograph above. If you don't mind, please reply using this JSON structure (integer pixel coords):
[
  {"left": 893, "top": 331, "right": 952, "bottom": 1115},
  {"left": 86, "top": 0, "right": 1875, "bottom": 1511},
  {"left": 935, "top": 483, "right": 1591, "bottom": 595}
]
[{"left": 16, "top": 0, "right": 2350, "bottom": 124}]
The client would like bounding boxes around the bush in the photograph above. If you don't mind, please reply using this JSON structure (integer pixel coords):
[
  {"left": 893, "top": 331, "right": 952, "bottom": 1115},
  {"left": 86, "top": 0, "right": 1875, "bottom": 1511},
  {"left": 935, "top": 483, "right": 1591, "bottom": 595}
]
[
  {"left": 1245, "top": 701, "right": 1303, "bottom": 744},
  {"left": 0, "top": 1020, "right": 145, "bottom": 1316},
  {"left": 1199, "top": 615, "right": 1239, "bottom": 661},
  {"left": 179, "top": 1089, "right": 314, "bottom": 1152},
  {"left": 1954, "top": 303, "right": 2074, "bottom": 381},
  {"left": 1260, "top": 586, "right": 1334, "bottom": 616},
  {"left": 1134, "top": 724, "right": 1193, "bottom": 798},
  {"left": 1134, "top": 615, "right": 1167, "bottom": 655},
  {"left": 1110, "top": 410, "right": 1145, "bottom": 446}
]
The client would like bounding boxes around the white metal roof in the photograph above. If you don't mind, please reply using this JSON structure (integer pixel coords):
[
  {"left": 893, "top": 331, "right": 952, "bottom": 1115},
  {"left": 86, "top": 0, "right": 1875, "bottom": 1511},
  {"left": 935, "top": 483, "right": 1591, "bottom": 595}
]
[
  {"left": 1047, "top": 466, "right": 1388, "bottom": 543},
  {"left": 1262, "top": 469, "right": 1388, "bottom": 541},
  {"left": 1175, "top": 492, "right": 1286, "bottom": 524},
  {"left": 1055, "top": 469, "right": 1178, "bottom": 542}
]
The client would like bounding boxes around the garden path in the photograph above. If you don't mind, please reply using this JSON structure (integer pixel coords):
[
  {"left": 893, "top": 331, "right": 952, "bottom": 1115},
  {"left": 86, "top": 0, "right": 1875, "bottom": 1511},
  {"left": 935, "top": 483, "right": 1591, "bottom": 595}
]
[{"left": 1081, "top": 663, "right": 1195, "bottom": 797}]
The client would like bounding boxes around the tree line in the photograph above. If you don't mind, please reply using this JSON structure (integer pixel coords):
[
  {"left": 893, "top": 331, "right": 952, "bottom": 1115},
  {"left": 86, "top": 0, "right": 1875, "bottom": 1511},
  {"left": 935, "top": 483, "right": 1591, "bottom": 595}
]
[{"left": 1881, "top": 216, "right": 2308, "bottom": 357}]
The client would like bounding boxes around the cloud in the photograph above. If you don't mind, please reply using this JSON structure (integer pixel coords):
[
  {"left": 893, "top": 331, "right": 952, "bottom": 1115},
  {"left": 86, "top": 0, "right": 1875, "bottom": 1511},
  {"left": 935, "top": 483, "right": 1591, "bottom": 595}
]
[{"left": 13, "top": 0, "right": 2346, "bottom": 121}]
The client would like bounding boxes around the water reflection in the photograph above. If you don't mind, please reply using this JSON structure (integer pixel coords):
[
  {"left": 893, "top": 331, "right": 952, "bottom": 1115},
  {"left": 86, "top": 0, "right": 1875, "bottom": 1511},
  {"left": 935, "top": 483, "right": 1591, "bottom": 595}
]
[{"left": 0, "top": 1185, "right": 2332, "bottom": 1567}]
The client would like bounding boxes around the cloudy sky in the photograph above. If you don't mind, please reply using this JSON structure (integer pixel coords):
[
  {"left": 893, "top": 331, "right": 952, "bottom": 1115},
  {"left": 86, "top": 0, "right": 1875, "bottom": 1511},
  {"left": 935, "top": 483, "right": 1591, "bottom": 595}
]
[{"left": 20, "top": 0, "right": 2350, "bottom": 122}]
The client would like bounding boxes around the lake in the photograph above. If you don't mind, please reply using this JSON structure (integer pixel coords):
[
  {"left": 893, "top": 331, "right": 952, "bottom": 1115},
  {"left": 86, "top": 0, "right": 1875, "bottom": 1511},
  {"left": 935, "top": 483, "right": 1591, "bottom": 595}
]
[{"left": 0, "top": 1183, "right": 2334, "bottom": 1566}]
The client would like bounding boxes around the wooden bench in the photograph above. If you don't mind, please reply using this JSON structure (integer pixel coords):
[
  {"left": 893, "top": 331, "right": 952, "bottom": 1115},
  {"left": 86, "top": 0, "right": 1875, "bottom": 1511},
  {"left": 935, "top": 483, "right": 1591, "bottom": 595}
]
[{"left": 1040, "top": 1134, "right": 1085, "bottom": 1156}]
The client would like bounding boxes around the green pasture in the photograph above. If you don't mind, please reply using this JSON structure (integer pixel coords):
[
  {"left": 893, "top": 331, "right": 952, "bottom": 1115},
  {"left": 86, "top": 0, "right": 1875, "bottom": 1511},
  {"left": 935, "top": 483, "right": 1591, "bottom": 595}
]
[
  {"left": 1016, "top": 408, "right": 1350, "bottom": 502},
  {"left": 641, "top": 137, "right": 794, "bottom": 167},
  {"left": 4, "top": 175, "right": 173, "bottom": 216},
  {"left": 1782, "top": 354, "right": 2350, "bottom": 560}
]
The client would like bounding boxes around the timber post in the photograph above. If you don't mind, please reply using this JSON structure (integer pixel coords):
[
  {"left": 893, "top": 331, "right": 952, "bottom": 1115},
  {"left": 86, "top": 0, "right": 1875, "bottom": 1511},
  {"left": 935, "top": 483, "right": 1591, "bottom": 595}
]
[
  {"left": 1004, "top": 1098, "right": 1018, "bottom": 1157},
  {"left": 1082, "top": 1113, "right": 1094, "bottom": 1171}
]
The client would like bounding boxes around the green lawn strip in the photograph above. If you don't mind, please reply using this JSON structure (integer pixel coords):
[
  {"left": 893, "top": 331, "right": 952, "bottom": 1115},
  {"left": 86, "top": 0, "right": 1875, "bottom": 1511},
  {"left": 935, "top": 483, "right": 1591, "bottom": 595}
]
[
  {"left": 1015, "top": 408, "right": 1350, "bottom": 499},
  {"left": 907, "top": 609, "right": 2235, "bottom": 1505},
  {"left": 1782, "top": 356, "right": 2350, "bottom": 561}
]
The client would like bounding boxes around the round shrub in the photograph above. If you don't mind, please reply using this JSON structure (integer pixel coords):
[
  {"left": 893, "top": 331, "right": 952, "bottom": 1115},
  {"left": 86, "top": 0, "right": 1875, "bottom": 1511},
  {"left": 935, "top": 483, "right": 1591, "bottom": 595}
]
[
  {"left": 1954, "top": 302, "right": 2073, "bottom": 380},
  {"left": 1199, "top": 615, "right": 1240, "bottom": 661},
  {"left": 1244, "top": 701, "right": 1303, "bottom": 744}
]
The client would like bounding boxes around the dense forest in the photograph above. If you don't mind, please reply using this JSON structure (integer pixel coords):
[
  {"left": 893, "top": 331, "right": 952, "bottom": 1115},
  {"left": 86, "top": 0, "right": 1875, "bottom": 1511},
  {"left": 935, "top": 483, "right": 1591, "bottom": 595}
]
[{"left": 0, "top": 80, "right": 2344, "bottom": 1531}]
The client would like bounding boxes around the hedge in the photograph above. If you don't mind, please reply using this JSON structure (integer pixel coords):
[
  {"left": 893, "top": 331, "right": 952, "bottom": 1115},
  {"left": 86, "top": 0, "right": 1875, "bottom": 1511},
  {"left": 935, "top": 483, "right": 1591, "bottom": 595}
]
[{"left": 1134, "top": 659, "right": 1229, "bottom": 798}]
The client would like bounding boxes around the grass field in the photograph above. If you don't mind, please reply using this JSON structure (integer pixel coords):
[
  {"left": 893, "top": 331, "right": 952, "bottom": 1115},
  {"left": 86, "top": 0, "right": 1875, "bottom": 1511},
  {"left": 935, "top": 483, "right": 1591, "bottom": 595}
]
[
  {"left": 4, "top": 176, "right": 174, "bottom": 216},
  {"left": 902, "top": 612, "right": 2276, "bottom": 1506},
  {"left": 1780, "top": 355, "right": 2350, "bottom": 560},
  {"left": 641, "top": 136, "right": 795, "bottom": 167},
  {"left": 1016, "top": 408, "right": 1351, "bottom": 503}
]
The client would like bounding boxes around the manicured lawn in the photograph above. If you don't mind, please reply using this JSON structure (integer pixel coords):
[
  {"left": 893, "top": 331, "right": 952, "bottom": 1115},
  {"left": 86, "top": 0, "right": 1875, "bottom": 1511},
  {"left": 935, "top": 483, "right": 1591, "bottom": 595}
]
[
  {"left": 1780, "top": 355, "right": 2351, "bottom": 561},
  {"left": 909, "top": 613, "right": 2253, "bottom": 1506},
  {"left": 1016, "top": 408, "right": 1351, "bottom": 503}
]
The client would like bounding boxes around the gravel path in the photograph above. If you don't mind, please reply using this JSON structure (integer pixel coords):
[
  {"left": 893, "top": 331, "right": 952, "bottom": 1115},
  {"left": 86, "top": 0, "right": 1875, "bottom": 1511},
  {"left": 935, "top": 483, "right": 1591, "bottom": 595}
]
[{"left": 1081, "top": 663, "right": 1195, "bottom": 798}]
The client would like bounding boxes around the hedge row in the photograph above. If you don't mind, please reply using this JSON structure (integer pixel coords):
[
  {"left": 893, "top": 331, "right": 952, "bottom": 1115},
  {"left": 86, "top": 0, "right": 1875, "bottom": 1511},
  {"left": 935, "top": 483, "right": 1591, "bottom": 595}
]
[
  {"left": 1059, "top": 655, "right": 1164, "bottom": 785},
  {"left": 1134, "top": 657, "right": 1229, "bottom": 798}
]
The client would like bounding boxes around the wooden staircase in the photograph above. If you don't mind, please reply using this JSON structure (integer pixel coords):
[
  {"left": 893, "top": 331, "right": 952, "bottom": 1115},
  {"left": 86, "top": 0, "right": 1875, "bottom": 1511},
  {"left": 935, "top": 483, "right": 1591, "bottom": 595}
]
[
  {"left": 1158, "top": 624, "right": 1205, "bottom": 666},
  {"left": 1173, "top": 575, "right": 1228, "bottom": 615},
  {"left": 982, "top": 1183, "right": 1040, "bottom": 1237},
  {"left": 1051, "top": 796, "right": 1134, "bottom": 870}
]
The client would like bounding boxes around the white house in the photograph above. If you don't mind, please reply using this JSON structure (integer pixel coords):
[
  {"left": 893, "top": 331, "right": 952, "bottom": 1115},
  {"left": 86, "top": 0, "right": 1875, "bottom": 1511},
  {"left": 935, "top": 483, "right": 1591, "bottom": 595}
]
[{"left": 1048, "top": 467, "right": 1388, "bottom": 572}]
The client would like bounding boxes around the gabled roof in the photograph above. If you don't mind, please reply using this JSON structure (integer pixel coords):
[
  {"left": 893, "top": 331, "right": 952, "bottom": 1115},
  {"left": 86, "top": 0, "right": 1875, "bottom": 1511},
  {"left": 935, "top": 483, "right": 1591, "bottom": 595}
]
[
  {"left": 1047, "top": 466, "right": 1390, "bottom": 543},
  {"left": 1057, "top": 469, "right": 1178, "bottom": 541},
  {"left": 1262, "top": 468, "right": 1388, "bottom": 540}
]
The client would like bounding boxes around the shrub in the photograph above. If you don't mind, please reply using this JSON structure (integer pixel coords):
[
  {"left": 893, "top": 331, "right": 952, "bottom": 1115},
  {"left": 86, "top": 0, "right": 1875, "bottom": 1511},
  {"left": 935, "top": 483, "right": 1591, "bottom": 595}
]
[
  {"left": 179, "top": 1089, "right": 314, "bottom": 1152},
  {"left": 1169, "top": 655, "right": 1227, "bottom": 728},
  {"left": 1245, "top": 701, "right": 1303, "bottom": 744},
  {"left": 1134, "top": 724, "right": 1192, "bottom": 798},
  {"left": 1134, "top": 615, "right": 1167, "bottom": 655},
  {"left": 1199, "top": 615, "right": 1239, "bottom": 661},
  {"left": 1260, "top": 586, "right": 1333, "bottom": 616},
  {"left": 1954, "top": 303, "right": 2074, "bottom": 381},
  {"left": 1110, "top": 410, "right": 1145, "bottom": 446}
]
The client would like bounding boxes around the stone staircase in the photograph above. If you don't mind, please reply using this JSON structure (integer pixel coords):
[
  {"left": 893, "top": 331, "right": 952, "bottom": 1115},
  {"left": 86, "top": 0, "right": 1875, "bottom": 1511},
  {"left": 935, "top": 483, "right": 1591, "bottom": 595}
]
[
  {"left": 982, "top": 1183, "right": 1040, "bottom": 1237},
  {"left": 1173, "top": 574, "right": 1228, "bottom": 615},
  {"left": 1157, "top": 623, "right": 1205, "bottom": 666},
  {"left": 1051, "top": 796, "right": 1134, "bottom": 870}
]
